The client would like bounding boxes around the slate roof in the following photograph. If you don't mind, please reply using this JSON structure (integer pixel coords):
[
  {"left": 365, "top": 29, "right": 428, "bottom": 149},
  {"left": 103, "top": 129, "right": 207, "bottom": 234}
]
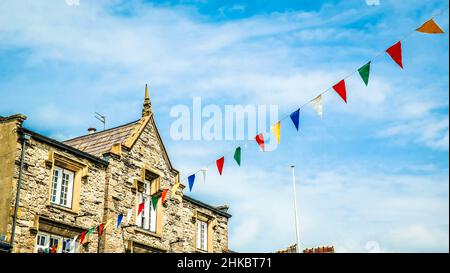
[{"left": 63, "top": 120, "right": 140, "bottom": 157}]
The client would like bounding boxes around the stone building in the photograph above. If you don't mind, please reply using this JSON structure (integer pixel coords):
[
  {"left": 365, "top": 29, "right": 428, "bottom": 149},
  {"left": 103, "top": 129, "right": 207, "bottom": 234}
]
[
  {"left": 0, "top": 85, "right": 231, "bottom": 253},
  {"left": 274, "top": 244, "right": 335, "bottom": 253}
]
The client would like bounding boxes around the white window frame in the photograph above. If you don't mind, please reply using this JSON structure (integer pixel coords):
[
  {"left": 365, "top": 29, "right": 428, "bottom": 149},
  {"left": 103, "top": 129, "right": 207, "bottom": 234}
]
[
  {"left": 196, "top": 220, "right": 208, "bottom": 251},
  {"left": 35, "top": 233, "right": 50, "bottom": 253},
  {"left": 35, "top": 232, "right": 76, "bottom": 253},
  {"left": 136, "top": 180, "right": 157, "bottom": 232},
  {"left": 50, "top": 166, "right": 74, "bottom": 208}
]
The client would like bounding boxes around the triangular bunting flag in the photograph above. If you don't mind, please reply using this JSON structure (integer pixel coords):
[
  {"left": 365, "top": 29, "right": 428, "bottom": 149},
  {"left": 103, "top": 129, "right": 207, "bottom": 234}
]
[
  {"left": 216, "top": 156, "right": 224, "bottom": 175},
  {"left": 234, "top": 147, "right": 241, "bottom": 166},
  {"left": 151, "top": 195, "right": 159, "bottom": 210},
  {"left": 65, "top": 239, "right": 71, "bottom": 251},
  {"left": 310, "top": 95, "right": 323, "bottom": 118},
  {"left": 200, "top": 167, "right": 208, "bottom": 184},
  {"left": 271, "top": 122, "right": 281, "bottom": 144},
  {"left": 332, "top": 80, "right": 347, "bottom": 103},
  {"left": 104, "top": 218, "right": 113, "bottom": 230},
  {"left": 386, "top": 41, "right": 403, "bottom": 69},
  {"left": 416, "top": 19, "right": 444, "bottom": 34},
  {"left": 56, "top": 242, "right": 62, "bottom": 253},
  {"left": 171, "top": 182, "right": 180, "bottom": 199},
  {"left": 161, "top": 189, "right": 168, "bottom": 204},
  {"left": 69, "top": 235, "right": 78, "bottom": 253},
  {"left": 188, "top": 174, "right": 195, "bottom": 192},
  {"left": 86, "top": 227, "right": 95, "bottom": 236},
  {"left": 80, "top": 231, "right": 87, "bottom": 244},
  {"left": 290, "top": 109, "right": 300, "bottom": 131},
  {"left": 358, "top": 62, "right": 371, "bottom": 86},
  {"left": 255, "top": 133, "right": 265, "bottom": 151},
  {"left": 98, "top": 223, "right": 105, "bottom": 237},
  {"left": 137, "top": 202, "right": 145, "bottom": 216},
  {"left": 116, "top": 213, "right": 124, "bottom": 228}
]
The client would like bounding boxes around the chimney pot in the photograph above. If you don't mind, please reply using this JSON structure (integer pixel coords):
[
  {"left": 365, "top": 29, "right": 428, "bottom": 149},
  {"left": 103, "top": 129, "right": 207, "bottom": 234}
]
[{"left": 88, "top": 127, "right": 97, "bottom": 134}]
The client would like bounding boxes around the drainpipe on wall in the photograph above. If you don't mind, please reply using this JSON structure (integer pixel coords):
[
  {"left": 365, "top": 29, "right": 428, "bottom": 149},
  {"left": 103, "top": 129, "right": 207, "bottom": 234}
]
[{"left": 10, "top": 132, "right": 30, "bottom": 253}]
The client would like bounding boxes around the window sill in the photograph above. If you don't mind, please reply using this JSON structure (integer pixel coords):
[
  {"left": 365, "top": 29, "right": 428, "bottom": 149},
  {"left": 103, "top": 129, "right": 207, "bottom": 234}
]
[
  {"left": 195, "top": 249, "right": 209, "bottom": 253},
  {"left": 46, "top": 204, "right": 78, "bottom": 215},
  {"left": 134, "top": 227, "right": 161, "bottom": 239}
]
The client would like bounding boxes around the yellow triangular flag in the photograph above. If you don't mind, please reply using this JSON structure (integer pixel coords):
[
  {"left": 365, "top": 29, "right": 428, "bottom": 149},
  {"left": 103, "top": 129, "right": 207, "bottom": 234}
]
[
  {"left": 56, "top": 242, "right": 62, "bottom": 253},
  {"left": 103, "top": 218, "right": 113, "bottom": 230},
  {"left": 271, "top": 122, "right": 281, "bottom": 144},
  {"left": 171, "top": 183, "right": 180, "bottom": 199},
  {"left": 310, "top": 95, "right": 323, "bottom": 118},
  {"left": 417, "top": 19, "right": 444, "bottom": 34}
]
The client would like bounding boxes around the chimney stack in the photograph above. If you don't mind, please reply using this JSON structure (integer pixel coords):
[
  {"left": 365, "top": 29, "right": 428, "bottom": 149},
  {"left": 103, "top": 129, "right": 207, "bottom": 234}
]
[{"left": 88, "top": 127, "right": 97, "bottom": 134}]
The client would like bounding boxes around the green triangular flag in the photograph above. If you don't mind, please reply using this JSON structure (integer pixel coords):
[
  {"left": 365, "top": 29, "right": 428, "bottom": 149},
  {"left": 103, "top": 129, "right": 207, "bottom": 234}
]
[
  {"left": 234, "top": 147, "right": 241, "bottom": 166},
  {"left": 151, "top": 195, "right": 159, "bottom": 210},
  {"left": 86, "top": 227, "right": 95, "bottom": 236},
  {"left": 358, "top": 61, "right": 371, "bottom": 86}
]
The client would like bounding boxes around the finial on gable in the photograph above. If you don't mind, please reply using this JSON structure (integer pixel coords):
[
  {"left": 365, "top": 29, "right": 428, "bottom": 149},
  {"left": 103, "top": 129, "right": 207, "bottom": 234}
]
[{"left": 142, "top": 83, "right": 152, "bottom": 117}]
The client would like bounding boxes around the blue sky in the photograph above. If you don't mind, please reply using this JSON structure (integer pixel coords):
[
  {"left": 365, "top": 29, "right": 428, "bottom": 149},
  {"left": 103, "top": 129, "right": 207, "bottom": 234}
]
[{"left": 0, "top": 0, "right": 449, "bottom": 252}]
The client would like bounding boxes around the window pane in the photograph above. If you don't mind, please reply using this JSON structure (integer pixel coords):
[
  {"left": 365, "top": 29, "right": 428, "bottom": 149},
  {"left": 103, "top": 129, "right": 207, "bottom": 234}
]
[
  {"left": 51, "top": 169, "right": 59, "bottom": 203},
  {"left": 60, "top": 172, "right": 69, "bottom": 206}
]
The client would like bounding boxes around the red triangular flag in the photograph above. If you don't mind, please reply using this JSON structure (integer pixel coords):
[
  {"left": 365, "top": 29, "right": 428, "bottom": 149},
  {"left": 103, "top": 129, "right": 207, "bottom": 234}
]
[
  {"left": 80, "top": 231, "right": 87, "bottom": 244},
  {"left": 332, "top": 80, "right": 347, "bottom": 103},
  {"left": 255, "top": 133, "right": 265, "bottom": 151},
  {"left": 386, "top": 41, "right": 403, "bottom": 69},
  {"left": 98, "top": 223, "right": 105, "bottom": 237},
  {"left": 216, "top": 156, "right": 224, "bottom": 175},
  {"left": 161, "top": 189, "right": 168, "bottom": 204},
  {"left": 137, "top": 202, "right": 145, "bottom": 216}
]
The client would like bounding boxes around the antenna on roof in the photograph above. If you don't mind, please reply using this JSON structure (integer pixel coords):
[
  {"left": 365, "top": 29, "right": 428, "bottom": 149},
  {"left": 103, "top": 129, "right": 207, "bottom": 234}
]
[{"left": 94, "top": 112, "right": 106, "bottom": 131}]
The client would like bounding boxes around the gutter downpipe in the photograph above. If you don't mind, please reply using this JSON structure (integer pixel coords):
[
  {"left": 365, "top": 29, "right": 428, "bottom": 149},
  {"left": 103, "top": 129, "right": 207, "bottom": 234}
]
[{"left": 10, "top": 133, "right": 30, "bottom": 253}]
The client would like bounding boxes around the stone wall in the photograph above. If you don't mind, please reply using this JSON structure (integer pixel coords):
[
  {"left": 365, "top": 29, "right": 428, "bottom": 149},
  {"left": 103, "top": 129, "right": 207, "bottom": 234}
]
[
  {"left": 6, "top": 133, "right": 107, "bottom": 253},
  {"left": 1, "top": 114, "right": 230, "bottom": 253},
  {"left": 102, "top": 117, "right": 229, "bottom": 253},
  {"left": 0, "top": 115, "right": 23, "bottom": 237}
]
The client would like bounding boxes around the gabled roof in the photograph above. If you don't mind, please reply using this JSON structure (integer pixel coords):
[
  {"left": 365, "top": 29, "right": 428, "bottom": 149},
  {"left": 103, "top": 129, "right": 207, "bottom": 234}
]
[
  {"left": 63, "top": 120, "right": 140, "bottom": 157},
  {"left": 62, "top": 115, "right": 178, "bottom": 174},
  {"left": 19, "top": 127, "right": 109, "bottom": 166}
]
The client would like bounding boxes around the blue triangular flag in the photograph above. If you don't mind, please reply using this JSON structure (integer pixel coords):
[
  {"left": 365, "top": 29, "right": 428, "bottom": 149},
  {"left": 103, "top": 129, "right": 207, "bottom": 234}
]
[
  {"left": 117, "top": 213, "right": 124, "bottom": 227},
  {"left": 188, "top": 174, "right": 195, "bottom": 192},
  {"left": 290, "top": 109, "right": 300, "bottom": 131}
]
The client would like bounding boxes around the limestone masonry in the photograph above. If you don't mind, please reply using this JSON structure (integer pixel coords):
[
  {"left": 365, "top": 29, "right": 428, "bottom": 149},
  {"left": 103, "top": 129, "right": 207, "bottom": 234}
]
[{"left": 0, "top": 85, "right": 231, "bottom": 253}]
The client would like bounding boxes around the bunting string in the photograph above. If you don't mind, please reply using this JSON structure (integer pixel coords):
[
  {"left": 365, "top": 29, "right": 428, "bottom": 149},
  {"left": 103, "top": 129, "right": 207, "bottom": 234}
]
[
  {"left": 174, "top": 7, "right": 448, "bottom": 187},
  {"left": 41, "top": 8, "right": 448, "bottom": 253}
]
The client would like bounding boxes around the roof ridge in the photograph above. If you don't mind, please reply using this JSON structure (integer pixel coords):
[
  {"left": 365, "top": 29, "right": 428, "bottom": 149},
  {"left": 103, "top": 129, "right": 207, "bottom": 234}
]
[{"left": 63, "top": 119, "right": 140, "bottom": 143}]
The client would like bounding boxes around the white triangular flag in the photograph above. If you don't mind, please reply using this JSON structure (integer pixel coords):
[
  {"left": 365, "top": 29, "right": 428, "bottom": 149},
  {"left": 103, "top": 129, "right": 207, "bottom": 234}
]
[
  {"left": 200, "top": 167, "right": 208, "bottom": 184},
  {"left": 69, "top": 235, "right": 78, "bottom": 253},
  {"left": 310, "top": 95, "right": 323, "bottom": 118}
]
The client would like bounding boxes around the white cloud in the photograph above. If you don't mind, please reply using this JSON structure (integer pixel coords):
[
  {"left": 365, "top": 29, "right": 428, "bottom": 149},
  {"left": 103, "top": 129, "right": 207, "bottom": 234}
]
[
  {"left": 0, "top": 0, "right": 448, "bottom": 253},
  {"left": 186, "top": 158, "right": 449, "bottom": 252},
  {"left": 378, "top": 116, "right": 449, "bottom": 150}
]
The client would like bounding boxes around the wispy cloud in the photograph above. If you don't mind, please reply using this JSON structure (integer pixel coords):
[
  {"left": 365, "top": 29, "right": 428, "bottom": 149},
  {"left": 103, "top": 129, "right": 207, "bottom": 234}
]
[{"left": 0, "top": 0, "right": 448, "bottom": 252}]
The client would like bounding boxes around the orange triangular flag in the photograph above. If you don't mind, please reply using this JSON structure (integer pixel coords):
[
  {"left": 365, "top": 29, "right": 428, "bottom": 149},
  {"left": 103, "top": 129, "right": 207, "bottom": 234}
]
[
  {"left": 417, "top": 19, "right": 444, "bottom": 34},
  {"left": 161, "top": 189, "right": 168, "bottom": 204}
]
